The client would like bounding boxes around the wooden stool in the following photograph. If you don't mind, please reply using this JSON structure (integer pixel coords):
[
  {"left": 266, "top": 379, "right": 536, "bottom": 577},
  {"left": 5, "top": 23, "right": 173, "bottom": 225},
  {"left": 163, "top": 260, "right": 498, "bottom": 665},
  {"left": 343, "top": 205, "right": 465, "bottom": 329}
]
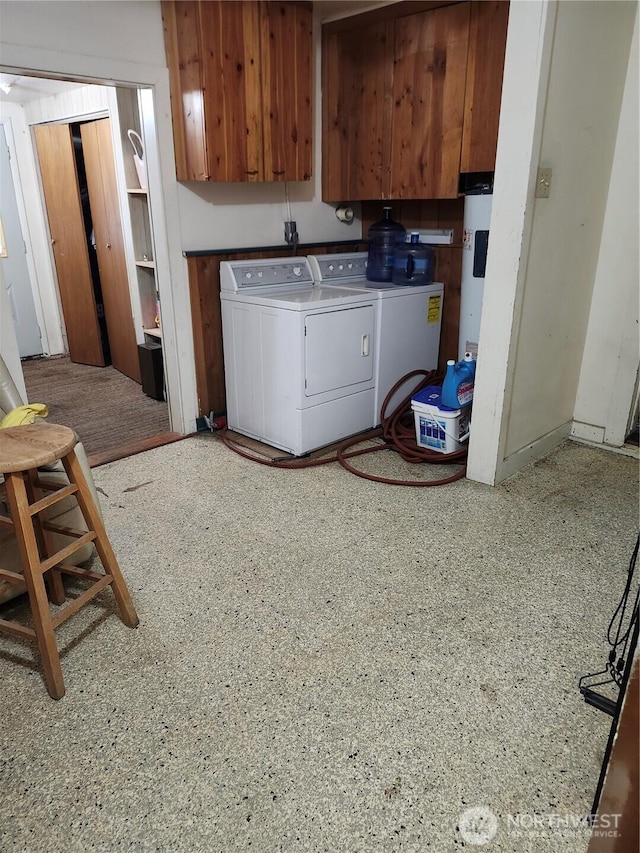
[{"left": 0, "top": 422, "right": 138, "bottom": 699}]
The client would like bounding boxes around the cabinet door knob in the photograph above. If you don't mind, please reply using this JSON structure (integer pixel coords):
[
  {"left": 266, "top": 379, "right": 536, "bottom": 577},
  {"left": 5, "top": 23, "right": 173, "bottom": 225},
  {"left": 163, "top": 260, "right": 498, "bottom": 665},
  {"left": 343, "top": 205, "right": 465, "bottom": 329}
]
[{"left": 106, "top": 243, "right": 111, "bottom": 249}]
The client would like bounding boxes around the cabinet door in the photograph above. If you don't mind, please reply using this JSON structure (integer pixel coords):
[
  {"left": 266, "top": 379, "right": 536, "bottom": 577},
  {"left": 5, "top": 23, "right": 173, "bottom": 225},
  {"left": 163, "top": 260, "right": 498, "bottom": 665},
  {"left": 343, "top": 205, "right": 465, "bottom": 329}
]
[
  {"left": 162, "top": 0, "right": 207, "bottom": 181},
  {"left": 33, "top": 124, "right": 105, "bottom": 367},
  {"left": 260, "top": 1, "right": 313, "bottom": 182},
  {"left": 81, "top": 120, "right": 141, "bottom": 383},
  {"left": 390, "top": 3, "right": 470, "bottom": 199},
  {"left": 460, "top": 0, "right": 510, "bottom": 174},
  {"left": 199, "top": 0, "right": 264, "bottom": 182},
  {"left": 322, "top": 20, "right": 394, "bottom": 201}
]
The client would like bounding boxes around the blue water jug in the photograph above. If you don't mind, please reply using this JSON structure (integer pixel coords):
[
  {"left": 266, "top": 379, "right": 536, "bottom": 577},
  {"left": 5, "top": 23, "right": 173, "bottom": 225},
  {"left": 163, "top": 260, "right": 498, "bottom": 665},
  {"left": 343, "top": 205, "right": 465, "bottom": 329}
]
[
  {"left": 366, "top": 207, "right": 406, "bottom": 282},
  {"left": 392, "top": 232, "right": 435, "bottom": 286},
  {"left": 441, "top": 353, "right": 476, "bottom": 408}
]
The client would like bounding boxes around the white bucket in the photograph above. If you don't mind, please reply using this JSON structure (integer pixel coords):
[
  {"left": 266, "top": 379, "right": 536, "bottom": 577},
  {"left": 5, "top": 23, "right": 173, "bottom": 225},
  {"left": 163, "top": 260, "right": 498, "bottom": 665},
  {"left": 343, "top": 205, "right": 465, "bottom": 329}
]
[
  {"left": 411, "top": 386, "right": 470, "bottom": 454},
  {"left": 127, "top": 129, "right": 147, "bottom": 190}
]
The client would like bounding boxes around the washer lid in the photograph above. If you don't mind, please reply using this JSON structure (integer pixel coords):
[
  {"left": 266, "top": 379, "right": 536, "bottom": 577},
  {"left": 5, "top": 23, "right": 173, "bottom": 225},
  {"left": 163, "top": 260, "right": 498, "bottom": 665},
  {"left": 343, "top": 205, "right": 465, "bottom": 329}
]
[
  {"left": 319, "top": 278, "right": 445, "bottom": 298},
  {"left": 222, "top": 285, "right": 375, "bottom": 311}
]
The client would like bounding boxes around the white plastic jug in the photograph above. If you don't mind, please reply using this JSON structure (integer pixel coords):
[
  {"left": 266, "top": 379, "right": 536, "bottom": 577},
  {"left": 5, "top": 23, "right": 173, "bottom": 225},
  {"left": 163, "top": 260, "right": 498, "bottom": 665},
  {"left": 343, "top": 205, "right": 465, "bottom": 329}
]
[{"left": 127, "top": 129, "right": 147, "bottom": 190}]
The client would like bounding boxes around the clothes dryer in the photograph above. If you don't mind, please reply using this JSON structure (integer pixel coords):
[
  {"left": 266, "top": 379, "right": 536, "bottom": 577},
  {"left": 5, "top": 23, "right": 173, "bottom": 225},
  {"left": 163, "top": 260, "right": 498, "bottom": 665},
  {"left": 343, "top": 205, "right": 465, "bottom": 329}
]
[
  {"left": 220, "top": 257, "right": 377, "bottom": 456},
  {"left": 308, "top": 252, "right": 444, "bottom": 424}
]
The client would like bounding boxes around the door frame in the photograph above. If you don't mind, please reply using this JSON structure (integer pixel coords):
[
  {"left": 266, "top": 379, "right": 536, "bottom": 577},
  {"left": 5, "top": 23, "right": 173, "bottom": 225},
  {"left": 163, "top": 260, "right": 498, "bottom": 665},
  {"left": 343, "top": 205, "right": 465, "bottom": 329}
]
[{"left": 0, "top": 57, "right": 196, "bottom": 437}]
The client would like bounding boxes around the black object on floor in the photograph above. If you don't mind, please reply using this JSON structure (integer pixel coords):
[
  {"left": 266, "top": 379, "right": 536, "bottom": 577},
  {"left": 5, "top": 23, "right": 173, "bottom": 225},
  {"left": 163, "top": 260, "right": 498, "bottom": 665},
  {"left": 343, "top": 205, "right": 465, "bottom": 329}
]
[{"left": 138, "top": 342, "right": 164, "bottom": 401}]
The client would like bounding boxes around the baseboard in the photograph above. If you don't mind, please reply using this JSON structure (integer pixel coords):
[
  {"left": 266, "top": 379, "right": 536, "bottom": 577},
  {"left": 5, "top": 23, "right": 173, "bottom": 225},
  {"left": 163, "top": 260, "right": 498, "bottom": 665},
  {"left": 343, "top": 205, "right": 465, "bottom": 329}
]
[{"left": 496, "top": 421, "right": 572, "bottom": 483}]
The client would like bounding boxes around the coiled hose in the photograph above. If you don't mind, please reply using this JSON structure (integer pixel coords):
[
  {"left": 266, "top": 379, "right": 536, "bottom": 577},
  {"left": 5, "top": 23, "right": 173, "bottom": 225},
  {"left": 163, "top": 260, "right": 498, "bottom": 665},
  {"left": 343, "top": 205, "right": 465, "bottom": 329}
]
[{"left": 220, "top": 369, "right": 468, "bottom": 486}]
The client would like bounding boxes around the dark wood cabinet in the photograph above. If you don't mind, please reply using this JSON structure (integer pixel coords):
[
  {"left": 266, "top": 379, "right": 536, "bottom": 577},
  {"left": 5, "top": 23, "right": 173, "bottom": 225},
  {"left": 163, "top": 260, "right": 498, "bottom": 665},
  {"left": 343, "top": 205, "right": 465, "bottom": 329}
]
[
  {"left": 322, "top": 19, "right": 394, "bottom": 201},
  {"left": 162, "top": 0, "right": 312, "bottom": 183},
  {"left": 460, "top": 0, "right": 510, "bottom": 174},
  {"left": 390, "top": 3, "right": 470, "bottom": 199},
  {"left": 322, "top": 1, "right": 509, "bottom": 202}
]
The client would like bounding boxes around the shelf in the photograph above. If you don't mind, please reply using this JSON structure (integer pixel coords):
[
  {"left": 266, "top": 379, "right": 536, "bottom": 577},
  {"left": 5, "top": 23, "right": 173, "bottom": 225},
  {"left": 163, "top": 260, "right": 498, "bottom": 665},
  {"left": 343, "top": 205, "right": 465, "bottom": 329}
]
[
  {"left": 135, "top": 260, "right": 155, "bottom": 269},
  {"left": 143, "top": 327, "right": 162, "bottom": 340},
  {"left": 127, "top": 187, "right": 148, "bottom": 195}
]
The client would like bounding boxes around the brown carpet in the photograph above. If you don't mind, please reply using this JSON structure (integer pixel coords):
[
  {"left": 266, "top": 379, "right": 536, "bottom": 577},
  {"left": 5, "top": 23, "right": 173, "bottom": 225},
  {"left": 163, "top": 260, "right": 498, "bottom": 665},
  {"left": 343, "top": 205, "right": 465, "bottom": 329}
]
[{"left": 21, "top": 356, "right": 171, "bottom": 458}]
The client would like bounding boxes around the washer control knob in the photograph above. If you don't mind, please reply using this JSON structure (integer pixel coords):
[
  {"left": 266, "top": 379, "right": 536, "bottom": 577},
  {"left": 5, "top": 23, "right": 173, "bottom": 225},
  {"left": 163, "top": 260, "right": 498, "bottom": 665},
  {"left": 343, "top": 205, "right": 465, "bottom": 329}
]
[{"left": 292, "top": 266, "right": 302, "bottom": 276}]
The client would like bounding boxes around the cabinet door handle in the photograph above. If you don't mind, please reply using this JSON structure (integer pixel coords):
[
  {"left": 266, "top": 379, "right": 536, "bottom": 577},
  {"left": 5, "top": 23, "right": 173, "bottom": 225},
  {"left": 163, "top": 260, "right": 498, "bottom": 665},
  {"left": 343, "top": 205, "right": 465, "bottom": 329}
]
[
  {"left": 244, "top": 170, "right": 259, "bottom": 176},
  {"left": 106, "top": 243, "right": 111, "bottom": 249},
  {"left": 361, "top": 334, "right": 369, "bottom": 357},
  {"left": 272, "top": 170, "right": 285, "bottom": 176}
]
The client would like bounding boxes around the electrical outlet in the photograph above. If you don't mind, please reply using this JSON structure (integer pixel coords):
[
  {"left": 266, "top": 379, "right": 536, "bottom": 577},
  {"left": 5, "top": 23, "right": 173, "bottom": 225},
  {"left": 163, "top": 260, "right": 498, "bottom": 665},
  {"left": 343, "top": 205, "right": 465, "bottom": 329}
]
[
  {"left": 284, "top": 221, "right": 298, "bottom": 245},
  {"left": 536, "top": 167, "right": 552, "bottom": 198}
]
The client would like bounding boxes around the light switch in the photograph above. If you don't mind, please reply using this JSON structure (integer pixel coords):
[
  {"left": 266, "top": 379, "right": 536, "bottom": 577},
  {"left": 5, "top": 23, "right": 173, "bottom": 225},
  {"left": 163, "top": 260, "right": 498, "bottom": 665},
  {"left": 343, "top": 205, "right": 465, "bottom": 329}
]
[{"left": 536, "top": 167, "right": 552, "bottom": 198}]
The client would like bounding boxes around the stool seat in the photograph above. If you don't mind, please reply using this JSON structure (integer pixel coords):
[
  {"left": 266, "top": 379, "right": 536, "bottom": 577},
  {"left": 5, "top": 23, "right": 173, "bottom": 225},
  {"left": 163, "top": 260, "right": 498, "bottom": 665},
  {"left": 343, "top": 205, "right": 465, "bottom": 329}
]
[
  {"left": 0, "top": 421, "right": 138, "bottom": 698},
  {"left": 0, "top": 423, "right": 77, "bottom": 473}
]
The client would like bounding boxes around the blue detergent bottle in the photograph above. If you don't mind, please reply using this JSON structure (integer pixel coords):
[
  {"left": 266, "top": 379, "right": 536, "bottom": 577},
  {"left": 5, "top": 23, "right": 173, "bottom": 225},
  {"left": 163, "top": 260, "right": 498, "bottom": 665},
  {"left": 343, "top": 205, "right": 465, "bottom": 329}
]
[{"left": 441, "top": 353, "right": 476, "bottom": 408}]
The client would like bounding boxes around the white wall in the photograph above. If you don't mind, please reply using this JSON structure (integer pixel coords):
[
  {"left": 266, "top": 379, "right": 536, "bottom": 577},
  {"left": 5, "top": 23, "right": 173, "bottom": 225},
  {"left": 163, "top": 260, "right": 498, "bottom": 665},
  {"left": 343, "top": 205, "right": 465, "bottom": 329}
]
[
  {"left": 468, "top": 0, "right": 638, "bottom": 484},
  {"left": 0, "top": 265, "right": 28, "bottom": 401},
  {"left": 573, "top": 12, "right": 639, "bottom": 448},
  {"left": 504, "top": 0, "right": 637, "bottom": 458}
]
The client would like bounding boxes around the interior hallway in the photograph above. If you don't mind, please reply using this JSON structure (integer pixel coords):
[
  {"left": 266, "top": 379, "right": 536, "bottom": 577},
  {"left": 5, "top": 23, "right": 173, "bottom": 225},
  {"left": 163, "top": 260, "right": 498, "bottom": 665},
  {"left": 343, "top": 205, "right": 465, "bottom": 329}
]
[
  {"left": 0, "top": 434, "right": 637, "bottom": 851},
  {"left": 21, "top": 355, "right": 174, "bottom": 463}
]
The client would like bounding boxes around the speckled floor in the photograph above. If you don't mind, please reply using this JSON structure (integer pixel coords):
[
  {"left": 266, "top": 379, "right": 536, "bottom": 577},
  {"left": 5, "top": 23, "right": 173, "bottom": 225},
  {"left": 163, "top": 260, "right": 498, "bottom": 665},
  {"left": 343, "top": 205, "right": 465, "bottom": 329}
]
[{"left": 0, "top": 436, "right": 637, "bottom": 852}]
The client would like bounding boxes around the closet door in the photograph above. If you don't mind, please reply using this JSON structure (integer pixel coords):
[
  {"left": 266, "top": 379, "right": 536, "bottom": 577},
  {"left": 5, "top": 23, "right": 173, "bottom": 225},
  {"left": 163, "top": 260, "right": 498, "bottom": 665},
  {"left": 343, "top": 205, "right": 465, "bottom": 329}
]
[
  {"left": 81, "top": 119, "right": 141, "bottom": 383},
  {"left": 33, "top": 124, "right": 105, "bottom": 366}
]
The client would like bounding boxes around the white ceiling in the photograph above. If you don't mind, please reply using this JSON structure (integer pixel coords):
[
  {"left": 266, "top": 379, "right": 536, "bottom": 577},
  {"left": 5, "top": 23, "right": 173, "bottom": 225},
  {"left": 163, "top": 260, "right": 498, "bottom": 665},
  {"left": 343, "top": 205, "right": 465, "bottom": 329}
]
[{"left": 0, "top": 73, "right": 86, "bottom": 104}]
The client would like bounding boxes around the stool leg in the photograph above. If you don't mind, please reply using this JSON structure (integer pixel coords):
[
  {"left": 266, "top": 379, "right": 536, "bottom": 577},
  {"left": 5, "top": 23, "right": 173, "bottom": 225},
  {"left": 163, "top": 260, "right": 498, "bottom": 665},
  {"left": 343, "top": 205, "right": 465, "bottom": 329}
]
[
  {"left": 62, "top": 450, "right": 139, "bottom": 628},
  {"left": 5, "top": 472, "right": 66, "bottom": 700},
  {"left": 26, "top": 469, "right": 66, "bottom": 606}
]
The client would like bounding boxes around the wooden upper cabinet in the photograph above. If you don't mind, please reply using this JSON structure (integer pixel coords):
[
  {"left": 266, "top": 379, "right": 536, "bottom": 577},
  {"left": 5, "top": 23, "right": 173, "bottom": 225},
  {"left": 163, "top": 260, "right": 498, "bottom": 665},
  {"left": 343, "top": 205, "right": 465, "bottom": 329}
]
[
  {"left": 261, "top": 1, "right": 313, "bottom": 181},
  {"left": 390, "top": 3, "right": 470, "bottom": 199},
  {"left": 321, "top": 1, "right": 509, "bottom": 202},
  {"left": 460, "top": 1, "right": 510, "bottom": 174},
  {"left": 162, "top": 0, "right": 312, "bottom": 183},
  {"left": 322, "top": 20, "right": 394, "bottom": 202}
]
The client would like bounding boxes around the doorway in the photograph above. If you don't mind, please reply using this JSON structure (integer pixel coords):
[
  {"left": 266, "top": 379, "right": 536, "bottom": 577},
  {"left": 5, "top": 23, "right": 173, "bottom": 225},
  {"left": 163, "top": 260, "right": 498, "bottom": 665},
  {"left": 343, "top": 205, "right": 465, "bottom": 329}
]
[
  {"left": 33, "top": 116, "right": 140, "bottom": 381},
  {"left": 1, "top": 76, "right": 177, "bottom": 461}
]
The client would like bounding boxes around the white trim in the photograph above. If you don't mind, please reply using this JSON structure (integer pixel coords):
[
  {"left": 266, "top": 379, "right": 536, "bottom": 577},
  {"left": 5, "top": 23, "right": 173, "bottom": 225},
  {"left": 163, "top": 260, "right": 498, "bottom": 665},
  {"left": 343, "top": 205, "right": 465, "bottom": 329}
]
[
  {"left": 570, "top": 436, "right": 639, "bottom": 461},
  {"left": 571, "top": 421, "right": 606, "bottom": 445},
  {"left": 466, "top": 0, "right": 558, "bottom": 486},
  {"left": 499, "top": 421, "right": 572, "bottom": 483}
]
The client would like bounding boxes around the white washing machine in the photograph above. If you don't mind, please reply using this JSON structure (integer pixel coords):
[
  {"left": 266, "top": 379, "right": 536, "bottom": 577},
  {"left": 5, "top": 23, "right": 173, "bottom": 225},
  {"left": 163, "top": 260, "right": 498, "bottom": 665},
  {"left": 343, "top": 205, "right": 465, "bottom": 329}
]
[
  {"left": 308, "top": 252, "right": 444, "bottom": 424},
  {"left": 220, "top": 257, "right": 377, "bottom": 456}
]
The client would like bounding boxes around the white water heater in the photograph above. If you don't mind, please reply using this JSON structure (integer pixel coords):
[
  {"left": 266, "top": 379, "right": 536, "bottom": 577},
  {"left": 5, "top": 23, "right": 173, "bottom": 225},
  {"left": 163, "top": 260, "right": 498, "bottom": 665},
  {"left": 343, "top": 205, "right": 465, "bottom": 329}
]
[{"left": 459, "top": 192, "right": 492, "bottom": 360}]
